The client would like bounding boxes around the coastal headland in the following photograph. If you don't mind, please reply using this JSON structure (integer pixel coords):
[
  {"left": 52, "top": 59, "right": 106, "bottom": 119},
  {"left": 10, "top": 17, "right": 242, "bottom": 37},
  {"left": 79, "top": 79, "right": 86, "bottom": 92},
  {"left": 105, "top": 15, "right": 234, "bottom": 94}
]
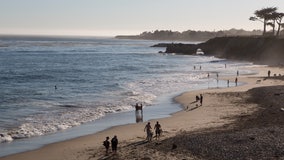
[{"left": 153, "top": 36, "right": 284, "bottom": 65}]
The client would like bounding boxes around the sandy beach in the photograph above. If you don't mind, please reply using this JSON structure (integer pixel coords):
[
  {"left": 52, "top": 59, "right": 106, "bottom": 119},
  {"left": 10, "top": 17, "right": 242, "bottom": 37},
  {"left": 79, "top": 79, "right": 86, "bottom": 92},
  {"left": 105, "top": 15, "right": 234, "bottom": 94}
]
[{"left": 1, "top": 65, "right": 284, "bottom": 160}]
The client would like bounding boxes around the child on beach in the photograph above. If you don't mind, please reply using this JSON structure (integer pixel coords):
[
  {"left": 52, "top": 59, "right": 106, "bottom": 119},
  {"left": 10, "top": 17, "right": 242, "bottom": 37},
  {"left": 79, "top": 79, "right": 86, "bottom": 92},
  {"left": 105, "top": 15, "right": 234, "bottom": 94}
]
[{"left": 103, "top": 137, "right": 110, "bottom": 155}]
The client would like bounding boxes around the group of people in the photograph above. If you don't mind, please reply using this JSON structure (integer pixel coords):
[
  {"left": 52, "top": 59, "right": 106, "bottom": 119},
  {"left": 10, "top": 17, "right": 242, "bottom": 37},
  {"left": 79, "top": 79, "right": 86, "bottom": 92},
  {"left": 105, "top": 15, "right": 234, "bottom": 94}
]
[
  {"left": 102, "top": 121, "right": 163, "bottom": 155},
  {"left": 193, "top": 65, "right": 202, "bottom": 70},
  {"left": 103, "top": 135, "right": 118, "bottom": 155},
  {"left": 135, "top": 103, "right": 143, "bottom": 111},
  {"left": 144, "top": 121, "right": 162, "bottom": 142}
]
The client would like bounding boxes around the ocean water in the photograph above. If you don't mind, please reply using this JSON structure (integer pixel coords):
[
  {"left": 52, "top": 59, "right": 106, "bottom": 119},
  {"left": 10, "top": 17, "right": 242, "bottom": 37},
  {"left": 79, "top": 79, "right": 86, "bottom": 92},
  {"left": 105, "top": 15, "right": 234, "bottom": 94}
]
[{"left": 0, "top": 36, "right": 258, "bottom": 156}]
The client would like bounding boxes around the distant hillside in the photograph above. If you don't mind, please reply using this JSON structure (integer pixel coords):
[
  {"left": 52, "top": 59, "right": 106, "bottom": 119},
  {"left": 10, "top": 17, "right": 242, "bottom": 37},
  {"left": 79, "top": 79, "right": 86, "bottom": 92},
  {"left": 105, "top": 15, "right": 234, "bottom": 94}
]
[
  {"left": 115, "top": 29, "right": 262, "bottom": 42},
  {"left": 156, "top": 36, "right": 284, "bottom": 65}
]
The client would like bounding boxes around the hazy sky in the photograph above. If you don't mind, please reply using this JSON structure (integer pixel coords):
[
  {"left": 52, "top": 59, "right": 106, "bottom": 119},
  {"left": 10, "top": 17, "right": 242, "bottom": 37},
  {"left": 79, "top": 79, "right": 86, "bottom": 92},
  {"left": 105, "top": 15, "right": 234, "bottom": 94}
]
[{"left": 1, "top": 0, "right": 284, "bottom": 36}]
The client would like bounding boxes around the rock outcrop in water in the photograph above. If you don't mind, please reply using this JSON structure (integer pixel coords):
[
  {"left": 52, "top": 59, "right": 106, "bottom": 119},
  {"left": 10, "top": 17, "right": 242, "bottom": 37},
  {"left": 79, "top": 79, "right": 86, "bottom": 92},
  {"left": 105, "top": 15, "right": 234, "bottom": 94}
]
[{"left": 157, "top": 36, "right": 284, "bottom": 65}]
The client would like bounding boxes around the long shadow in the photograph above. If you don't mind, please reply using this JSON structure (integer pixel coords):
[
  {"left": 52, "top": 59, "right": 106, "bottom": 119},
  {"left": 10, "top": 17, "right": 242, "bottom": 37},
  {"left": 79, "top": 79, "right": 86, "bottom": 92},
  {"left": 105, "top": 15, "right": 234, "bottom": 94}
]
[
  {"left": 125, "top": 140, "right": 148, "bottom": 147},
  {"left": 96, "top": 152, "right": 120, "bottom": 160},
  {"left": 190, "top": 100, "right": 198, "bottom": 104},
  {"left": 186, "top": 102, "right": 201, "bottom": 112}
]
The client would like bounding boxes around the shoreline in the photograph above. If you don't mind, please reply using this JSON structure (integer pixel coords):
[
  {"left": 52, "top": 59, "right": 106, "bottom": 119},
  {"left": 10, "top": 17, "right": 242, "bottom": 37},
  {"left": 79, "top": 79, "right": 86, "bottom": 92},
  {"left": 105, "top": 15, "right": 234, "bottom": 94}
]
[
  {"left": 1, "top": 65, "right": 284, "bottom": 160},
  {"left": 0, "top": 92, "right": 183, "bottom": 157}
]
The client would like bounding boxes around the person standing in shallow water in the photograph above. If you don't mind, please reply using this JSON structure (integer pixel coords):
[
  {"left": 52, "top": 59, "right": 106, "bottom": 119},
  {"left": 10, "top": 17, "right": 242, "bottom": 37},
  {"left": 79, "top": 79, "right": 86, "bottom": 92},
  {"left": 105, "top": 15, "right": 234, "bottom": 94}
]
[{"left": 111, "top": 135, "right": 118, "bottom": 154}]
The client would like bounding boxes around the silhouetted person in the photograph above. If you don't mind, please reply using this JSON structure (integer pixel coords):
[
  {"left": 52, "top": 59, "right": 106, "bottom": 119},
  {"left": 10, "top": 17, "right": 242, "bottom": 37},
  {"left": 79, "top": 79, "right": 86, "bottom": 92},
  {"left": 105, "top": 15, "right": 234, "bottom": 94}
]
[
  {"left": 216, "top": 73, "right": 219, "bottom": 86},
  {"left": 237, "top": 70, "right": 239, "bottom": 76},
  {"left": 200, "top": 94, "right": 203, "bottom": 106},
  {"left": 172, "top": 143, "right": 177, "bottom": 150},
  {"left": 144, "top": 122, "right": 152, "bottom": 142},
  {"left": 55, "top": 85, "right": 57, "bottom": 90},
  {"left": 227, "top": 80, "right": 229, "bottom": 87},
  {"left": 195, "top": 95, "right": 200, "bottom": 102},
  {"left": 103, "top": 137, "right": 110, "bottom": 155},
  {"left": 135, "top": 103, "right": 143, "bottom": 111},
  {"left": 200, "top": 65, "right": 202, "bottom": 70},
  {"left": 235, "top": 77, "right": 238, "bottom": 86},
  {"left": 268, "top": 70, "right": 271, "bottom": 77},
  {"left": 154, "top": 121, "right": 162, "bottom": 140},
  {"left": 111, "top": 135, "right": 118, "bottom": 154}
]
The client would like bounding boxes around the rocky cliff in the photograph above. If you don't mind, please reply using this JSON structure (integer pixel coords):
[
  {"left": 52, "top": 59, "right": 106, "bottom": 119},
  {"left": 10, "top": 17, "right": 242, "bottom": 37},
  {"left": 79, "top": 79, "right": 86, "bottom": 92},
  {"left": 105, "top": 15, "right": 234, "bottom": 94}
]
[{"left": 161, "top": 37, "right": 284, "bottom": 65}]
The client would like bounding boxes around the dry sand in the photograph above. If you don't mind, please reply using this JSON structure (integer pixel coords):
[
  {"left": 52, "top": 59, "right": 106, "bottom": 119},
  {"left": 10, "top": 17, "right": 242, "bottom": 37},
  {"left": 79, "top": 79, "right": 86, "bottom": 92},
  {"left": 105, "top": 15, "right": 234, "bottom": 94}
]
[{"left": 1, "top": 66, "right": 284, "bottom": 160}]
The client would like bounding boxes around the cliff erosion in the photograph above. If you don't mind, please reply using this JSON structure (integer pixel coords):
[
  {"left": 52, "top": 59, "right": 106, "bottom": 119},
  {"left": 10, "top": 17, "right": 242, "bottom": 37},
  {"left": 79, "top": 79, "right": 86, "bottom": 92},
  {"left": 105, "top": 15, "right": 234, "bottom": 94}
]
[{"left": 162, "top": 37, "right": 284, "bottom": 65}]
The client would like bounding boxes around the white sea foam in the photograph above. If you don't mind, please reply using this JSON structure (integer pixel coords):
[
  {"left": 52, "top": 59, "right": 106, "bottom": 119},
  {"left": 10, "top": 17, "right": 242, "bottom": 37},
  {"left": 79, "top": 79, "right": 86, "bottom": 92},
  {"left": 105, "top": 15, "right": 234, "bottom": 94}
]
[
  {"left": 1, "top": 101, "right": 139, "bottom": 141},
  {"left": 0, "top": 133, "right": 13, "bottom": 143}
]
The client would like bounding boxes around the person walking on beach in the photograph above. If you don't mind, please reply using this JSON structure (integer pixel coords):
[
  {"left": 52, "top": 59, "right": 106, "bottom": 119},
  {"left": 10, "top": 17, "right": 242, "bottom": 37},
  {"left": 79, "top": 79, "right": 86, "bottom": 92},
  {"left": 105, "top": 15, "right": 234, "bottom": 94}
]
[
  {"left": 237, "top": 70, "right": 239, "bottom": 77},
  {"left": 144, "top": 122, "right": 152, "bottom": 142},
  {"left": 200, "top": 94, "right": 203, "bottom": 106},
  {"left": 235, "top": 77, "right": 238, "bottom": 86},
  {"left": 268, "top": 70, "right": 271, "bottom": 77},
  {"left": 111, "top": 135, "right": 118, "bottom": 154},
  {"left": 154, "top": 121, "right": 162, "bottom": 140},
  {"left": 103, "top": 137, "right": 110, "bottom": 155}
]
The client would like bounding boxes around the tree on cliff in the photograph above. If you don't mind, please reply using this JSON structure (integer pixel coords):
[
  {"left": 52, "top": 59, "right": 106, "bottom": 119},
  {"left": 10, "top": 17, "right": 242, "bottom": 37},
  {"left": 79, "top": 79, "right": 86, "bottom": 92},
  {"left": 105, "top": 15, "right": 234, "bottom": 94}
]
[
  {"left": 266, "top": 11, "right": 284, "bottom": 36},
  {"left": 275, "top": 12, "right": 284, "bottom": 36},
  {"left": 249, "top": 7, "right": 277, "bottom": 35}
]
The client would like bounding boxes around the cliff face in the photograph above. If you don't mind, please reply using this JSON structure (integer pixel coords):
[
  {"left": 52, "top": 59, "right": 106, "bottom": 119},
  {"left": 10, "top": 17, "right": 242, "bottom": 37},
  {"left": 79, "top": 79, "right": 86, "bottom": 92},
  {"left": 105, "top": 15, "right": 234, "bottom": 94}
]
[{"left": 164, "top": 37, "right": 284, "bottom": 65}]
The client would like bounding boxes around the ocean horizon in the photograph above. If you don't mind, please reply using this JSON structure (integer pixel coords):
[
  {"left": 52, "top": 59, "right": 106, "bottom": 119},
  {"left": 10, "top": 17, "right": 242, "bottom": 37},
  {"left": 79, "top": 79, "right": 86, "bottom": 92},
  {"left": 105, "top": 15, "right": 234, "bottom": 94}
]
[{"left": 0, "top": 36, "right": 258, "bottom": 157}]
